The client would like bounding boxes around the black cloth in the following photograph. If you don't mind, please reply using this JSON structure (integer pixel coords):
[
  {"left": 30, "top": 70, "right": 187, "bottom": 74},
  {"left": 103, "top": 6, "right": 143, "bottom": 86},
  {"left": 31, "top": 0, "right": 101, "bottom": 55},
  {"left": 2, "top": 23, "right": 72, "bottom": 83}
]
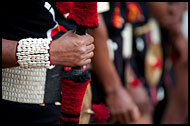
[
  {"left": 1, "top": 100, "right": 61, "bottom": 124},
  {"left": 2, "top": 2, "right": 74, "bottom": 41}
]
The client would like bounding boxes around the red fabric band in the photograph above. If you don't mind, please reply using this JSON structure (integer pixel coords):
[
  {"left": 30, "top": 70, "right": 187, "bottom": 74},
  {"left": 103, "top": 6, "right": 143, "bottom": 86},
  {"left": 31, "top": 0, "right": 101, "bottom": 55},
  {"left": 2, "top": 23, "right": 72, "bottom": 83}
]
[
  {"left": 60, "top": 78, "right": 90, "bottom": 123},
  {"left": 14, "top": 41, "right": 19, "bottom": 65},
  {"left": 49, "top": 40, "right": 54, "bottom": 66}
]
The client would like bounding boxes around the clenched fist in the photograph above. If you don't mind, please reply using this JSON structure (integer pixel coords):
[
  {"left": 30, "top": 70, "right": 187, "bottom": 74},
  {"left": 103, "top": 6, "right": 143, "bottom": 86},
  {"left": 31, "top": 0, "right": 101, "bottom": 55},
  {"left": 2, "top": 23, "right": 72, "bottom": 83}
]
[{"left": 50, "top": 30, "right": 95, "bottom": 67}]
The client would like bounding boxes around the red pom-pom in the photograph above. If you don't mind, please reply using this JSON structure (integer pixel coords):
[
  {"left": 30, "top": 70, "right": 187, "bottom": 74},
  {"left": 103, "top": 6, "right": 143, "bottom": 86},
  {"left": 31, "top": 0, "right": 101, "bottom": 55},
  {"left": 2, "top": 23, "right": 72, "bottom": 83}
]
[
  {"left": 56, "top": 2, "right": 73, "bottom": 14},
  {"left": 67, "top": 2, "right": 99, "bottom": 28},
  {"left": 91, "top": 103, "right": 110, "bottom": 123}
]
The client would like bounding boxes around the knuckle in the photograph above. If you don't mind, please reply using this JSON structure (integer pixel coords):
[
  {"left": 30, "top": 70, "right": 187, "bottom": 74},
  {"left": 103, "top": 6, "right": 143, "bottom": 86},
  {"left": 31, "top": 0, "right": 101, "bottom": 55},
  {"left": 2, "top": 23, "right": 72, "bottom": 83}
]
[
  {"left": 73, "top": 59, "right": 78, "bottom": 66},
  {"left": 87, "top": 35, "right": 94, "bottom": 42},
  {"left": 79, "top": 61, "right": 84, "bottom": 66},
  {"left": 85, "top": 34, "right": 94, "bottom": 43},
  {"left": 89, "top": 35, "right": 94, "bottom": 43},
  {"left": 80, "top": 47, "right": 86, "bottom": 53},
  {"left": 76, "top": 40, "right": 83, "bottom": 45},
  {"left": 91, "top": 52, "right": 94, "bottom": 57},
  {"left": 79, "top": 55, "right": 84, "bottom": 60},
  {"left": 91, "top": 44, "right": 95, "bottom": 50},
  {"left": 87, "top": 59, "right": 91, "bottom": 64}
]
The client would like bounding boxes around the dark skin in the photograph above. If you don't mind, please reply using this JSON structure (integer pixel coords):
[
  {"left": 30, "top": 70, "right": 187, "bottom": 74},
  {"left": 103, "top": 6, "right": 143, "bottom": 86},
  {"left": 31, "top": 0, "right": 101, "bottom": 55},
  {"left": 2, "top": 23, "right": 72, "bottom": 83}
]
[
  {"left": 147, "top": 2, "right": 187, "bottom": 29},
  {"left": 125, "top": 63, "right": 153, "bottom": 124},
  {"left": 147, "top": 2, "right": 188, "bottom": 124},
  {"left": 2, "top": 30, "right": 95, "bottom": 68},
  {"left": 161, "top": 24, "right": 188, "bottom": 123},
  {"left": 89, "top": 14, "right": 140, "bottom": 124}
]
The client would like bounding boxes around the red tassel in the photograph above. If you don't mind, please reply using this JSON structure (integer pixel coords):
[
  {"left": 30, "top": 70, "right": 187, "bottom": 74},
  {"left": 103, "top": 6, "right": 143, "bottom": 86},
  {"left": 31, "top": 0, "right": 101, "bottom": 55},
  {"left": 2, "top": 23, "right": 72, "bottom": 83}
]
[
  {"left": 67, "top": 2, "right": 99, "bottom": 28},
  {"left": 56, "top": 2, "right": 73, "bottom": 14}
]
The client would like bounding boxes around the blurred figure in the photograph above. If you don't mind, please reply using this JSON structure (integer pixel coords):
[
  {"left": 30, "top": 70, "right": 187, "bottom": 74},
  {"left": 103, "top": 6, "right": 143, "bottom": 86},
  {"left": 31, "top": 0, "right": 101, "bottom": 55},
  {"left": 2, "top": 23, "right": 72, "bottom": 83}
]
[
  {"left": 89, "top": 2, "right": 188, "bottom": 124},
  {"left": 88, "top": 2, "right": 164, "bottom": 124},
  {"left": 89, "top": 2, "right": 141, "bottom": 124},
  {"left": 125, "top": 2, "right": 164, "bottom": 124},
  {"left": 147, "top": 2, "right": 188, "bottom": 124}
]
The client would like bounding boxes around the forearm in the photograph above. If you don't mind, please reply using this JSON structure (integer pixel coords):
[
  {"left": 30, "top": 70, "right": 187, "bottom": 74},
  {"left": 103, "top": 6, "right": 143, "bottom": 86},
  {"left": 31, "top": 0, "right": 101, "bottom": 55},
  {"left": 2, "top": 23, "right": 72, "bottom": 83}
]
[
  {"left": 161, "top": 36, "right": 188, "bottom": 124},
  {"left": 174, "top": 62, "right": 188, "bottom": 107},
  {"left": 2, "top": 38, "right": 18, "bottom": 68},
  {"left": 89, "top": 14, "right": 123, "bottom": 95},
  {"left": 147, "top": 2, "right": 186, "bottom": 30},
  {"left": 92, "top": 48, "right": 123, "bottom": 94},
  {"left": 147, "top": 2, "right": 170, "bottom": 27}
]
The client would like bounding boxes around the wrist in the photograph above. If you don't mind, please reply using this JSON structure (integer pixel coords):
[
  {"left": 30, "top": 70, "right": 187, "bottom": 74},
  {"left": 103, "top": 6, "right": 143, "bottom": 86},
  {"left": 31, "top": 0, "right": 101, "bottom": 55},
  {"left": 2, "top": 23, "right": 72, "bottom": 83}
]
[
  {"left": 49, "top": 39, "right": 60, "bottom": 66},
  {"left": 104, "top": 82, "right": 124, "bottom": 96}
]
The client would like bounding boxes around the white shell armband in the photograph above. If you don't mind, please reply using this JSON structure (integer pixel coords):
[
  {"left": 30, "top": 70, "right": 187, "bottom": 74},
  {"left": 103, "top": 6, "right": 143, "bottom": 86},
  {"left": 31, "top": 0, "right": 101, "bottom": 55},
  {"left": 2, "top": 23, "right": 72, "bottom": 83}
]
[{"left": 16, "top": 38, "right": 55, "bottom": 69}]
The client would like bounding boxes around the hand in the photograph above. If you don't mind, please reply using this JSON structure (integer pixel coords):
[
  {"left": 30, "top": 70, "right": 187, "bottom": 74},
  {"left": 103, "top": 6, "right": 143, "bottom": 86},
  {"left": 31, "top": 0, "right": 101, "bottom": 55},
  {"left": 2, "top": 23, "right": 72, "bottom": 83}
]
[
  {"left": 126, "top": 83, "right": 153, "bottom": 124},
  {"left": 124, "top": 63, "right": 153, "bottom": 124},
  {"left": 106, "top": 86, "right": 140, "bottom": 124},
  {"left": 50, "top": 30, "right": 95, "bottom": 66}
]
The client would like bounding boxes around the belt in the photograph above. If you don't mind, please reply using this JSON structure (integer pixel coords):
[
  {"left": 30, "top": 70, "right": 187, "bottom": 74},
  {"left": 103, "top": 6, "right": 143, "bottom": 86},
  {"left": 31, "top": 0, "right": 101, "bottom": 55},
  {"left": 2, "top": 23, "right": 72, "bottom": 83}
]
[{"left": 2, "top": 66, "right": 62, "bottom": 105}]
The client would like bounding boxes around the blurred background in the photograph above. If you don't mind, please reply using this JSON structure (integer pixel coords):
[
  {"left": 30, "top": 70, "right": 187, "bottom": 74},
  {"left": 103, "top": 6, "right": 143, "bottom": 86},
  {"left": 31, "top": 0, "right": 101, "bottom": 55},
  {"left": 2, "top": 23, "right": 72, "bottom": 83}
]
[{"left": 80, "top": 2, "right": 188, "bottom": 124}]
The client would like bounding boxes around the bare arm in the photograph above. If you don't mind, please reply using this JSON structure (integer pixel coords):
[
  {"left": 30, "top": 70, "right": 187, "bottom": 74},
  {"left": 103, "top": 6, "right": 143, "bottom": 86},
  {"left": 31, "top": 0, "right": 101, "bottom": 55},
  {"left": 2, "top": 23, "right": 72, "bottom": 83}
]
[
  {"left": 89, "top": 14, "right": 122, "bottom": 94},
  {"left": 147, "top": 2, "right": 186, "bottom": 29},
  {"left": 89, "top": 14, "right": 140, "bottom": 123},
  {"left": 147, "top": 2, "right": 170, "bottom": 27},
  {"left": 147, "top": 2, "right": 188, "bottom": 124},
  {"left": 2, "top": 39, "right": 18, "bottom": 68}
]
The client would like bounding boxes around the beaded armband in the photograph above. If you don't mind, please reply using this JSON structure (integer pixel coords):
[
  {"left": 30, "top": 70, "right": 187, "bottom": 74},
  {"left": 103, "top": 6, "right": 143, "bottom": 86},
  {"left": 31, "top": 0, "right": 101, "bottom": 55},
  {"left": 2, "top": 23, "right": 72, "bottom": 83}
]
[{"left": 16, "top": 38, "right": 55, "bottom": 69}]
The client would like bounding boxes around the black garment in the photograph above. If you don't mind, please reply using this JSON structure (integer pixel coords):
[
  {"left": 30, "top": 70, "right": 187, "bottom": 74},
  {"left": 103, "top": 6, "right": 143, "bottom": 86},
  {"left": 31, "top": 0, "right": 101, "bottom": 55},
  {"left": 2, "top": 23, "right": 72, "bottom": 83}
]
[
  {"left": 1, "top": 100, "right": 61, "bottom": 124},
  {"left": 2, "top": 2, "right": 73, "bottom": 41},
  {"left": 2, "top": 2, "right": 75, "bottom": 124}
]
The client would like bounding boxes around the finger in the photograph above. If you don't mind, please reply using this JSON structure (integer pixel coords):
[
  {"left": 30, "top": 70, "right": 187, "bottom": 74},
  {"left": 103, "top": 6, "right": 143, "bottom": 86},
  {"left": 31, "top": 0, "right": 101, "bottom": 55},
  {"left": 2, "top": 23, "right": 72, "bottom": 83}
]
[
  {"left": 85, "top": 34, "right": 94, "bottom": 46},
  {"left": 80, "top": 59, "right": 91, "bottom": 66},
  {"left": 85, "top": 44, "right": 95, "bottom": 54},
  {"left": 109, "top": 113, "right": 120, "bottom": 124},
  {"left": 123, "top": 111, "right": 129, "bottom": 123},
  {"left": 118, "top": 114, "right": 126, "bottom": 124},
  {"left": 109, "top": 115, "right": 116, "bottom": 124},
  {"left": 81, "top": 52, "right": 94, "bottom": 60},
  {"left": 129, "top": 106, "right": 141, "bottom": 122},
  {"left": 126, "top": 110, "right": 132, "bottom": 123}
]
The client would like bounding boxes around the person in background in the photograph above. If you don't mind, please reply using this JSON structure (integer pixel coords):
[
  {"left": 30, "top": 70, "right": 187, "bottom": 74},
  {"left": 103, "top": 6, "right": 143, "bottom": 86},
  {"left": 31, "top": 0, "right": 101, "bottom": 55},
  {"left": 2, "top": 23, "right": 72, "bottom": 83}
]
[
  {"left": 147, "top": 2, "right": 188, "bottom": 124},
  {"left": 88, "top": 2, "right": 156, "bottom": 124}
]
